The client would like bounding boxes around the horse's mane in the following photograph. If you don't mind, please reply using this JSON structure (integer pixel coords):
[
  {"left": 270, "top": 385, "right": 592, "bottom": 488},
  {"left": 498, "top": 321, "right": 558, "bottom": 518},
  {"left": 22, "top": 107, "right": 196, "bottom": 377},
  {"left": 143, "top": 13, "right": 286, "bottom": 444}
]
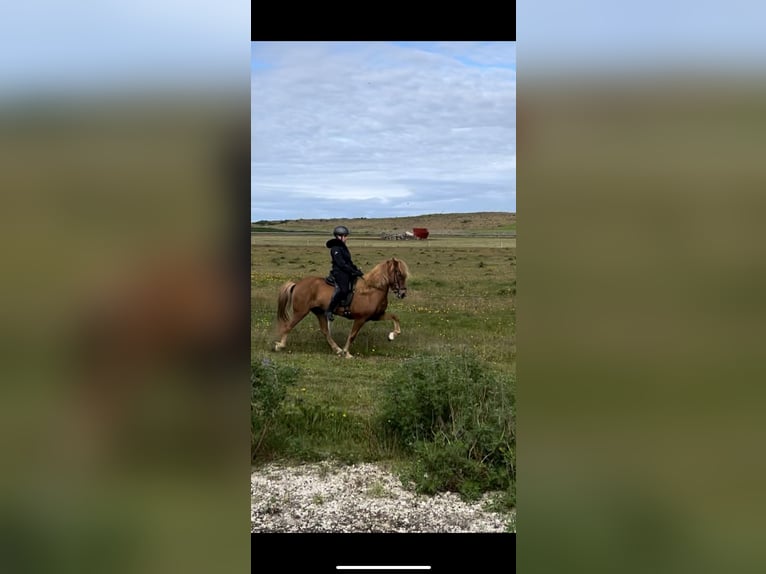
[{"left": 359, "top": 258, "right": 409, "bottom": 293}]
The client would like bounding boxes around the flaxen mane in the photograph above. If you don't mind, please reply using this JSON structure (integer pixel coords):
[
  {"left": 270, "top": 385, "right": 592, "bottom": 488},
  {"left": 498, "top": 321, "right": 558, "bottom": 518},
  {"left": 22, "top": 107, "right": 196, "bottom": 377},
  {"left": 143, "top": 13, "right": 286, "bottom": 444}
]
[{"left": 358, "top": 258, "right": 410, "bottom": 294}]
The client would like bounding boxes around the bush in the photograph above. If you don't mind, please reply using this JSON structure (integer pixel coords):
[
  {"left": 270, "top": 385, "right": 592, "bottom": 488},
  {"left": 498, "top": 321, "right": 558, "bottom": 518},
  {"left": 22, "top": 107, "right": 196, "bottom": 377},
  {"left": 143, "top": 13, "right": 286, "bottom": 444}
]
[
  {"left": 251, "top": 358, "right": 299, "bottom": 459},
  {"left": 378, "top": 351, "right": 515, "bottom": 504}
]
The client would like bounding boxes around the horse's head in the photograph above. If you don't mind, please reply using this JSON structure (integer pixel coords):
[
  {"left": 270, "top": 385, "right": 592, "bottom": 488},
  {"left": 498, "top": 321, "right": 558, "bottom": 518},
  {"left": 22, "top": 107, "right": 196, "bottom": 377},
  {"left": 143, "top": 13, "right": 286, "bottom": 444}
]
[{"left": 387, "top": 258, "right": 408, "bottom": 299}]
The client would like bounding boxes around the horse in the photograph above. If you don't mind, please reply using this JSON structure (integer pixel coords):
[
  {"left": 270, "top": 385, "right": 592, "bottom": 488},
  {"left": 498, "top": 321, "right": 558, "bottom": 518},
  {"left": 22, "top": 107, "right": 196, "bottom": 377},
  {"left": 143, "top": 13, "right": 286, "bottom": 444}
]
[{"left": 274, "top": 257, "right": 409, "bottom": 358}]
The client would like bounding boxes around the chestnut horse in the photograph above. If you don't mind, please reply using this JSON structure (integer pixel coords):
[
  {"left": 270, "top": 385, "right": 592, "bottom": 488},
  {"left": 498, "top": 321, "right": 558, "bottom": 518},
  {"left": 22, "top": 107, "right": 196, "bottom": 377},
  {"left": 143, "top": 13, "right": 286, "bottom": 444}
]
[{"left": 274, "top": 257, "right": 409, "bottom": 358}]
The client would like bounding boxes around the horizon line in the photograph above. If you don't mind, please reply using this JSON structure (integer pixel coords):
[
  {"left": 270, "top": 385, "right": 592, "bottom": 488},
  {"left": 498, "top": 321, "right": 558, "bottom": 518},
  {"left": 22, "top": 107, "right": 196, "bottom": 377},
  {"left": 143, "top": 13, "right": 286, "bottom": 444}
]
[{"left": 250, "top": 210, "right": 517, "bottom": 223}]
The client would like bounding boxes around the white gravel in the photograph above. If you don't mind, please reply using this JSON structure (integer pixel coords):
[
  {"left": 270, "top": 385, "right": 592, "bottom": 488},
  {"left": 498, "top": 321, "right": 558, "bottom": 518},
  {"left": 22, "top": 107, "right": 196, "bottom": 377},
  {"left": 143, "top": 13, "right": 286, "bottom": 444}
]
[{"left": 250, "top": 460, "right": 515, "bottom": 533}]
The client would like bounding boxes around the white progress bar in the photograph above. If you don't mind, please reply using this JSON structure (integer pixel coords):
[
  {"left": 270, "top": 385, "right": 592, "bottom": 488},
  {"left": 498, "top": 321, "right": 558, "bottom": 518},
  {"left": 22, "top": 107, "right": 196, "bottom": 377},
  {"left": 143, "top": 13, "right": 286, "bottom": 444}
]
[{"left": 336, "top": 567, "right": 431, "bottom": 571}]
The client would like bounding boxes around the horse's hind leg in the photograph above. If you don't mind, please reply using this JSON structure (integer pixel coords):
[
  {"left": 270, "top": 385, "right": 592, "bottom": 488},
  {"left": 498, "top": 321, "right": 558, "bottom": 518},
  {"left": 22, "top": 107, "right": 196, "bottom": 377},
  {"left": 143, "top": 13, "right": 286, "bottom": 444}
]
[
  {"left": 378, "top": 312, "right": 401, "bottom": 341},
  {"left": 341, "top": 318, "right": 368, "bottom": 359},
  {"left": 315, "top": 313, "right": 344, "bottom": 356},
  {"left": 274, "top": 310, "right": 310, "bottom": 351}
]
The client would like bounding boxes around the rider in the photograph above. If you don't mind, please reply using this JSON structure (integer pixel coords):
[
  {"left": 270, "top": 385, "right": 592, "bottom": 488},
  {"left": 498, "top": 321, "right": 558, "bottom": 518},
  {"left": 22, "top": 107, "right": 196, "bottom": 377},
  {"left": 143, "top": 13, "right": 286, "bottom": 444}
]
[{"left": 325, "top": 225, "right": 364, "bottom": 322}]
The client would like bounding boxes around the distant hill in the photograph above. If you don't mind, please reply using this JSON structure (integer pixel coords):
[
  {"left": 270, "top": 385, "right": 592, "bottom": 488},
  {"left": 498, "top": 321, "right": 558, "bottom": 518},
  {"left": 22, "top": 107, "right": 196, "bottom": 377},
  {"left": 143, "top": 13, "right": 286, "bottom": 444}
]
[{"left": 251, "top": 212, "right": 516, "bottom": 236}]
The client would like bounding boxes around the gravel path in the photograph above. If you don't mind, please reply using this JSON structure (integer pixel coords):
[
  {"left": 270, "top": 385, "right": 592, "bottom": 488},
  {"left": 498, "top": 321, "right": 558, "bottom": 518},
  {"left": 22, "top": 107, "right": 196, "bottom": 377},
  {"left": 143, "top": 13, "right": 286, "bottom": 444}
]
[{"left": 250, "top": 461, "right": 514, "bottom": 533}]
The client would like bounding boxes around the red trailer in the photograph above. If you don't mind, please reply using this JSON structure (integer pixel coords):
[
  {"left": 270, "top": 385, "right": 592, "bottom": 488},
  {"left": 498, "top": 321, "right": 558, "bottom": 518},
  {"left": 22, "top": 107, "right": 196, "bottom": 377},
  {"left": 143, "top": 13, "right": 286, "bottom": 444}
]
[{"left": 412, "top": 228, "right": 429, "bottom": 239}]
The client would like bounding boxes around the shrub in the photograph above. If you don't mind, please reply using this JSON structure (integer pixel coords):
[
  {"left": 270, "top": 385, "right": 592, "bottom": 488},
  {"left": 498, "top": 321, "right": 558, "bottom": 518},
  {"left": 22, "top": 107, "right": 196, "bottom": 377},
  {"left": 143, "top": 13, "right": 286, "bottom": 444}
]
[
  {"left": 251, "top": 358, "right": 299, "bottom": 459},
  {"left": 378, "top": 351, "right": 515, "bottom": 504}
]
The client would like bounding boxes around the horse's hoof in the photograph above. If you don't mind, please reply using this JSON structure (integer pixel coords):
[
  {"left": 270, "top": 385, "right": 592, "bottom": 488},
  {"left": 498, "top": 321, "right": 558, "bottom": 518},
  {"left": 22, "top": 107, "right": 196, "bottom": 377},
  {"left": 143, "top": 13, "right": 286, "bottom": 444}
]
[{"left": 388, "top": 332, "right": 396, "bottom": 341}]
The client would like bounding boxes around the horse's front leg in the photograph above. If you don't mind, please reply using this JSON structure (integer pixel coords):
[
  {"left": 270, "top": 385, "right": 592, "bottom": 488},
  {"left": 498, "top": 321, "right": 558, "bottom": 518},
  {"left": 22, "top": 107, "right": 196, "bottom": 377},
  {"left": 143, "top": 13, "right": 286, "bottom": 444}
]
[
  {"left": 341, "top": 318, "right": 368, "bottom": 358},
  {"left": 378, "top": 312, "right": 401, "bottom": 341}
]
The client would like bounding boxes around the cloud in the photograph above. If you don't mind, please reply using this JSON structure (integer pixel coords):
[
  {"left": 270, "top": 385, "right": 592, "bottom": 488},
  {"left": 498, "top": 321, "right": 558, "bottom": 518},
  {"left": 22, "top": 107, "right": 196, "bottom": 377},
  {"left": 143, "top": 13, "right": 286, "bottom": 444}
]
[{"left": 251, "top": 41, "right": 516, "bottom": 220}]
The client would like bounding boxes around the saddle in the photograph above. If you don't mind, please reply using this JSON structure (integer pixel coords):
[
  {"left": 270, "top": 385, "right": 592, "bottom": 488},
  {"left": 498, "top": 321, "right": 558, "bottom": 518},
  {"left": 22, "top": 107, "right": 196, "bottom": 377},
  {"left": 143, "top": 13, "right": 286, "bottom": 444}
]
[{"left": 324, "top": 274, "right": 358, "bottom": 316}]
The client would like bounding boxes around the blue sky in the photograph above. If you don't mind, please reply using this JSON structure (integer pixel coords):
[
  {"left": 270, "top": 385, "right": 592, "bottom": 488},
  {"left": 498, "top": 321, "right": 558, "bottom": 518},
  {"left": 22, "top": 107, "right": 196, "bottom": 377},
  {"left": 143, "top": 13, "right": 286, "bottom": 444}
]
[
  {"left": 0, "top": 2, "right": 248, "bottom": 99},
  {"left": 251, "top": 42, "right": 516, "bottom": 221},
  {"left": 518, "top": 1, "right": 766, "bottom": 73}
]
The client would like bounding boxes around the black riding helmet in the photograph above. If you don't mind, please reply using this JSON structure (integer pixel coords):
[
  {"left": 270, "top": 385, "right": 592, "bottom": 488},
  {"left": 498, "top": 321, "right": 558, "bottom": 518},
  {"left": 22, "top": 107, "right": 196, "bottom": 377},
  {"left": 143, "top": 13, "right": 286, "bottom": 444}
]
[{"left": 333, "top": 225, "right": 350, "bottom": 237}]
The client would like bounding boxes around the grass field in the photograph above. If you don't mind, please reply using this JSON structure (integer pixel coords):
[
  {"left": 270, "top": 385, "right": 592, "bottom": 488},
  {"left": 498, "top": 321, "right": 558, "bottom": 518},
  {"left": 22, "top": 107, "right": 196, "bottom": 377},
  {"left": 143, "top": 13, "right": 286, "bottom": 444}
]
[
  {"left": 251, "top": 215, "right": 516, "bottom": 519},
  {"left": 252, "top": 234, "right": 516, "bottom": 368}
]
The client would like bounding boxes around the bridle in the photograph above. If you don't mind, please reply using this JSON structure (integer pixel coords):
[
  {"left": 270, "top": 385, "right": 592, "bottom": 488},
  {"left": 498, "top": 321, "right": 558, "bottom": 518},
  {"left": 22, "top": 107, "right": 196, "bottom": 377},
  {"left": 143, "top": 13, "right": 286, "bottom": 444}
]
[{"left": 389, "top": 261, "right": 407, "bottom": 298}]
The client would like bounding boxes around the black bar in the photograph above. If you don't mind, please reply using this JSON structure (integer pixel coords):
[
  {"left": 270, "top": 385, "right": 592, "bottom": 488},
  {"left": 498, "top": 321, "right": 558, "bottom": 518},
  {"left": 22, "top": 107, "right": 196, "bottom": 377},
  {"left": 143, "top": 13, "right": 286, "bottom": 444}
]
[{"left": 251, "top": 533, "right": 515, "bottom": 573}]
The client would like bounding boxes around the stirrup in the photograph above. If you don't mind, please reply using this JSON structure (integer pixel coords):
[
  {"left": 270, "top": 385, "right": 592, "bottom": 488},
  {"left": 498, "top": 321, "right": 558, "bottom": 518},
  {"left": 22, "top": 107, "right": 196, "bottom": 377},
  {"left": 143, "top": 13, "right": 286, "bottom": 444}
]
[{"left": 325, "top": 309, "right": 335, "bottom": 322}]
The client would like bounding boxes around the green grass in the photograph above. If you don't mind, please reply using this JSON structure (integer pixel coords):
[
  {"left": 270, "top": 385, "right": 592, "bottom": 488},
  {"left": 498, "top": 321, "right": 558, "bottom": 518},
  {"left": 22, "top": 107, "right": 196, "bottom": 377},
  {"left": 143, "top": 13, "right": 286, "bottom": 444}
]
[
  {"left": 251, "top": 226, "right": 516, "bottom": 519},
  {"left": 252, "top": 240, "right": 515, "bottom": 368}
]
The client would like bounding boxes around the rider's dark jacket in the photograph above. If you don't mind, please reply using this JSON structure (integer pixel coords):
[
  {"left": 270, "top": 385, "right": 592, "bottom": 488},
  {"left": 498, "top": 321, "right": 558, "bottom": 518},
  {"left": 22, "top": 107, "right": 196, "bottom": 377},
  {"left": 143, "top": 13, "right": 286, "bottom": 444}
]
[{"left": 326, "top": 238, "right": 362, "bottom": 292}]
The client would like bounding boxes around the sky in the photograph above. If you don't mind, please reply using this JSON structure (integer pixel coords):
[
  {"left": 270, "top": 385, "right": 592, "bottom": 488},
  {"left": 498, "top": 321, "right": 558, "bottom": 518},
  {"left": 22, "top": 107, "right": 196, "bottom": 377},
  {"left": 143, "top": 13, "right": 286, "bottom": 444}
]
[
  {"left": 519, "top": 0, "right": 766, "bottom": 73},
  {"left": 0, "top": 1, "right": 248, "bottom": 98},
  {"left": 250, "top": 42, "right": 516, "bottom": 221}
]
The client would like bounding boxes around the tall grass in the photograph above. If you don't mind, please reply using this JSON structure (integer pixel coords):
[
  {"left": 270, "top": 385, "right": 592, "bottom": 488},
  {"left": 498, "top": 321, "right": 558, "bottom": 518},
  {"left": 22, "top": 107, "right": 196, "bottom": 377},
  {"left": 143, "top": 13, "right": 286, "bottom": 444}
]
[{"left": 379, "top": 351, "right": 515, "bottom": 506}]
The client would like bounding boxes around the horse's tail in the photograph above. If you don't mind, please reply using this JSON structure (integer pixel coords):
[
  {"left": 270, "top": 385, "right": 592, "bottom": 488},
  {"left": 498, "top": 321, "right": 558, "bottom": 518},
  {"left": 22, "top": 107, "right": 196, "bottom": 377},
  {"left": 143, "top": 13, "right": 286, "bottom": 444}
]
[{"left": 277, "top": 281, "right": 296, "bottom": 324}]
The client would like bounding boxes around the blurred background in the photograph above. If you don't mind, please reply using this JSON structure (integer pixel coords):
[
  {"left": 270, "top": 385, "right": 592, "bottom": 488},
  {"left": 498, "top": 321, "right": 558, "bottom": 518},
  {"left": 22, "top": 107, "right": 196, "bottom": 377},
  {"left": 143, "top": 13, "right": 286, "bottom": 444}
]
[
  {"left": 5, "top": 1, "right": 766, "bottom": 572},
  {"left": 519, "top": 1, "right": 766, "bottom": 573},
  {"left": 0, "top": 2, "right": 250, "bottom": 573}
]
